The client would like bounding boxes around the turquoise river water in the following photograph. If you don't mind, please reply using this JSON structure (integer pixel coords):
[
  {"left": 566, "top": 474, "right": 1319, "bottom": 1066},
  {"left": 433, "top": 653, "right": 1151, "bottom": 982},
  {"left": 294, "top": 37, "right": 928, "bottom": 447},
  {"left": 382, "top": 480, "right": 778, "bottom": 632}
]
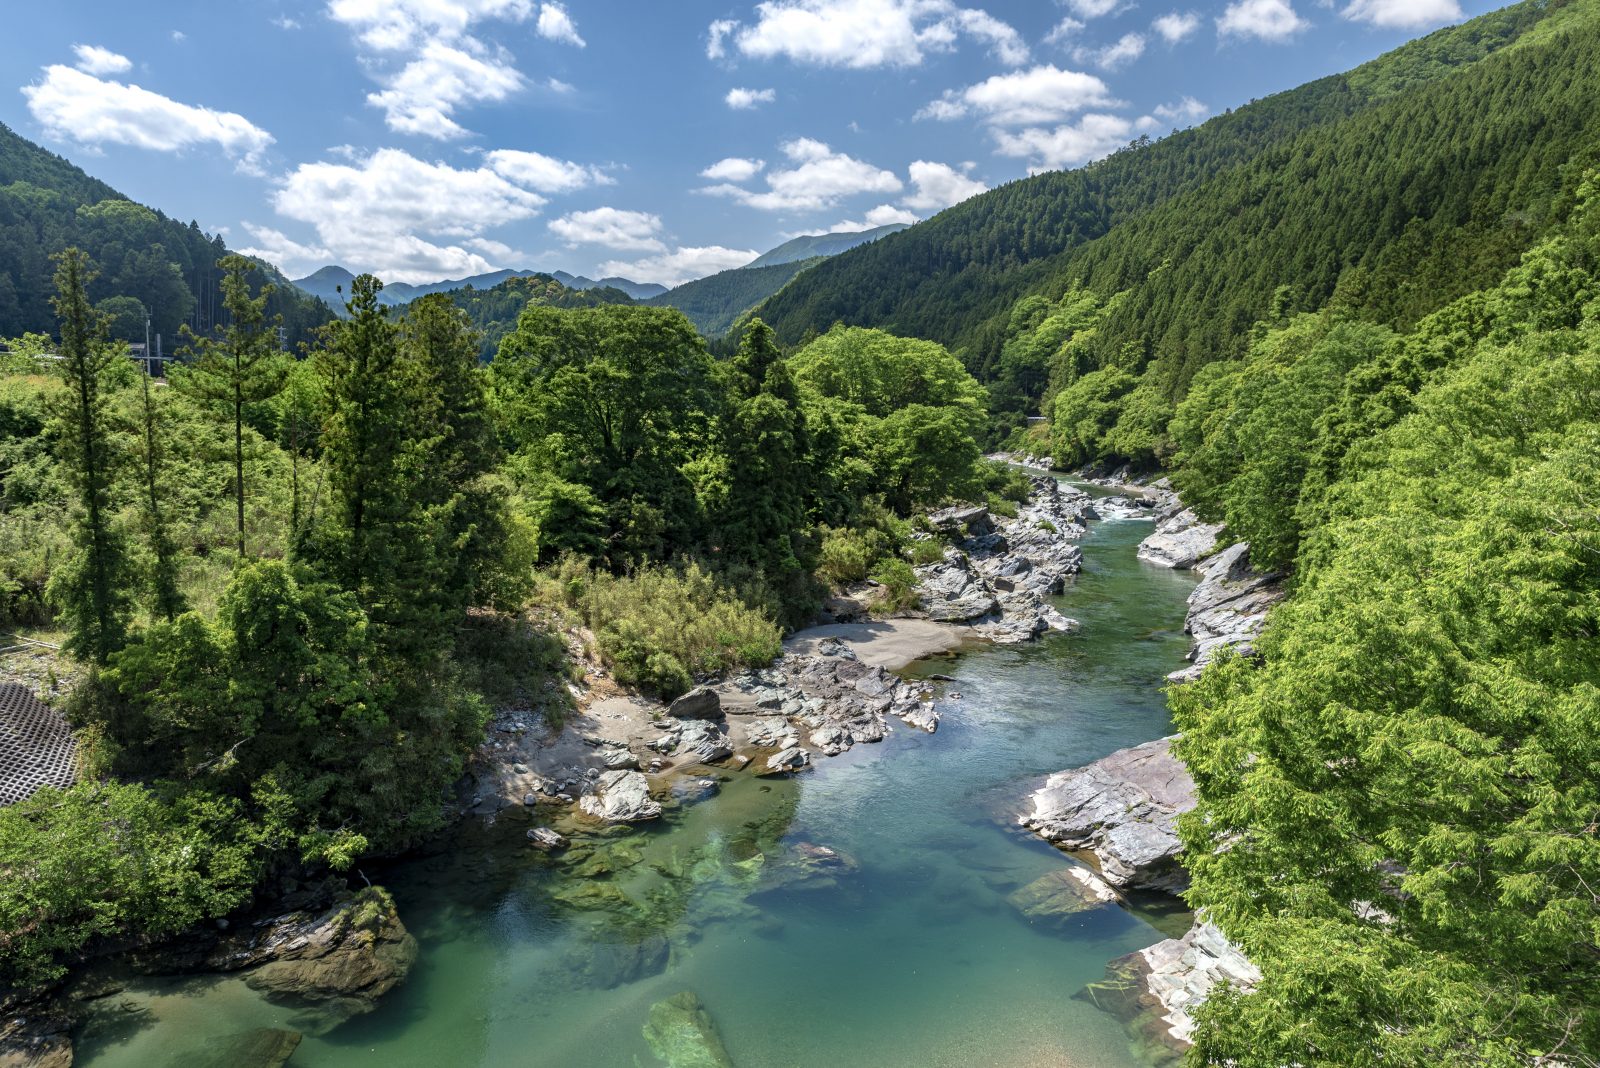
[{"left": 75, "top": 491, "right": 1199, "bottom": 1068}]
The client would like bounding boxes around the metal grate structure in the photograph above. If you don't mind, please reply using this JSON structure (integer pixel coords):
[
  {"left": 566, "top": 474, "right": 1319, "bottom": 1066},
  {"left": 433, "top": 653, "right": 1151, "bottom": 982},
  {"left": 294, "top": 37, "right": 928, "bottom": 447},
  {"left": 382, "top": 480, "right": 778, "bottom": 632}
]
[{"left": 0, "top": 683, "right": 77, "bottom": 805}]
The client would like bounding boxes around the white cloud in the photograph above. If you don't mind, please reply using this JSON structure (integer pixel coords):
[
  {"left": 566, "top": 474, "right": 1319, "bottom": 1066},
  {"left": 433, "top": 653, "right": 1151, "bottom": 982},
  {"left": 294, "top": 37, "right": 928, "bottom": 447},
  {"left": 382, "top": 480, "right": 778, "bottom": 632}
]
[
  {"left": 701, "top": 156, "right": 766, "bottom": 181},
  {"left": 465, "top": 236, "right": 522, "bottom": 260},
  {"left": 1217, "top": 0, "right": 1309, "bottom": 39},
  {"left": 599, "top": 246, "right": 760, "bottom": 287},
  {"left": 827, "top": 204, "right": 920, "bottom": 231},
  {"left": 1044, "top": 17, "right": 1085, "bottom": 44},
  {"left": 487, "top": 148, "right": 611, "bottom": 192},
  {"left": 325, "top": 0, "right": 535, "bottom": 51},
  {"left": 547, "top": 77, "right": 575, "bottom": 93},
  {"left": 1079, "top": 31, "right": 1144, "bottom": 70},
  {"left": 902, "top": 160, "right": 986, "bottom": 211},
  {"left": 171, "top": 30, "right": 186, "bottom": 42},
  {"left": 1153, "top": 95, "right": 1208, "bottom": 123},
  {"left": 917, "top": 64, "right": 1115, "bottom": 126},
  {"left": 72, "top": 44, "right": 131, "bottom": 76},
  {"left": 22, "top": 65, "right": 274, "bottom": 172},
  {"left": 236, "top": 224, "right": 334, "bottom": 278},
  {"left": 1064, "top": 0, "right": 1120, "bottom": 17},
  {"left": 726, "top": 87, "right": 777, "bottom": 109},
  {"left": 328, "top": 0, "right": 537, "bottom": 138},
  {"left": 703, "top": 137, "right": 902, "bottom": 212},
  {"left": 548, "top": 207, "right": 666, "bottom": 251},
  {"left": 273, "top": 15, "right": 302, "bottom": 29},
  {"left": 1341, "top": 0, "right": 1460, "bottom": 28},
  {"left": 710, "top": 0, "right": 1027, "bottom": 69},
  {"left": 1151, "top": 10, "right": 1201, "bottom": 40},
  {"left": 992, "top": 113, "right": 1141, "bottom": 171},
  {"left": 536, "top": 1, "right": 585, "bottom": 45},
  {"left": 366, "top": 40, "right": 524, "bottom": 138},
  {"left": 268, "top": 148, "right": 547, "bottom": 282}
]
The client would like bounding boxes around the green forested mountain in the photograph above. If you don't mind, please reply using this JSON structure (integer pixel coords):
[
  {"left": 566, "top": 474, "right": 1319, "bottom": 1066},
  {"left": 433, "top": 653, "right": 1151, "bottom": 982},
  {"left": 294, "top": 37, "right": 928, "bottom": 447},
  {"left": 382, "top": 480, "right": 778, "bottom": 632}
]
[
  {"left": 0, "top": 122, "right": 334, "bottom": 347},
  {"left": 291, "top": 265, "right": 665, "bottom": 310},
  {"left": 755, "top": 0, "right": 1600, "bottom": 414},
  {"left": 744, "top": 223, "right": 909, "bottom": 269},
  {"left": 401, "top": 273, "right": 636, "bottom": 357},
  {"left": 645, "top": 258, "right": 816, "bottom": 337}
]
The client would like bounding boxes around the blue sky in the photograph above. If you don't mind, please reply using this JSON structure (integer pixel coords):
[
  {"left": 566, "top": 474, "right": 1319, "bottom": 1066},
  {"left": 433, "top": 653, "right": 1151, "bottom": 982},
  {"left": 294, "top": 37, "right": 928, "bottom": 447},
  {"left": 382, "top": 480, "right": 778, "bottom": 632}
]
[{"left": 2, "top": 0, "right": 1501, "bottom": 286}]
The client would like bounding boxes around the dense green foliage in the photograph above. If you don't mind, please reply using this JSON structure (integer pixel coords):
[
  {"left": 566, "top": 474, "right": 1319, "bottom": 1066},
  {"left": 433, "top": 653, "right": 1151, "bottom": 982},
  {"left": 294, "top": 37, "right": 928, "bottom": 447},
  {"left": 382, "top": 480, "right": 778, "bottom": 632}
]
[
  {"left": 0, "top": 123, "right": 333, "bottom": 346},
  {"left": 1165, "top": 177, "right": 1600, "bottom": 1064},
  {"left": 645, "top": 258, "right": 816, "bottom": 337},
  {"left": 406, "top": 273, "right": 635, "bottom": 359},
  {"left": 755, "top": 0, "right": 1600, "bottom": 441}
]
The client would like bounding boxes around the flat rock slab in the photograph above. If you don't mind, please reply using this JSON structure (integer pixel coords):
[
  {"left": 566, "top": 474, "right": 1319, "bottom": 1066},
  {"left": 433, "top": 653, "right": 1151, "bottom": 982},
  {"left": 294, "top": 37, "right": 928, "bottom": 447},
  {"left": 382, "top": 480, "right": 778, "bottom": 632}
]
[
  {"left": 580, "top": 769, "right": 663, "bottom": 822},
  {"left": 1020, "top": 736, "right": 1194, "bottom": 892},
  {"left": 643, "top": 991, "right": 736, "bottom": 1068},
  {"left": 1008, "top": 866, "right": 1123, "bottom": 930},
  {"left": 1137, "top": 509, "right": 1223, "bottom": 570},
  {"left": 1086, "top": 920, "right": 1259, "bottom": 1052}
]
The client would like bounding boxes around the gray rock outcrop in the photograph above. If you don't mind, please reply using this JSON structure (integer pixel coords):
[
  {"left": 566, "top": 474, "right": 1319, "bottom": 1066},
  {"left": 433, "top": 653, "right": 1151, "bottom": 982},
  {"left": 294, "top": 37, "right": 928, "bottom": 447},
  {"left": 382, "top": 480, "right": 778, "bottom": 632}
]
[
  {"left": 1168, "top": 542, "right": 1285, "bottom": 684},
  {"left": 668, "top": 686, "right": 721, "bottom": 720},
  {"left": 1020, "top": 736, "right": 1195, "bottom": 892},
  {"left": 1137, "top": 508, "right": 1223, "bottom": 570},
  {"left": 1092, "top": 920, "right": 1260, "bottom": 1050},
  {"left": 579, "top": 769, "right": 662, "bottom": 822}
]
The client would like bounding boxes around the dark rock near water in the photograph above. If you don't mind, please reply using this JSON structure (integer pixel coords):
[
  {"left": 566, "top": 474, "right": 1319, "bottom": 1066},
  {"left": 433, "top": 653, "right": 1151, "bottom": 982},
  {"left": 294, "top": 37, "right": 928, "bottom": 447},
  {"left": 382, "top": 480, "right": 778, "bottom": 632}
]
[
  {"left": 563, "top": 932, "right": 670, "bottom": 990},
  {"left": 1008, "top": 866, "right": 1123, "bottom": 930},
  {"left": 1020, "top": 736, "right": 1194, "bottom": 892},
  {"left": 187, "top": 1028, "right": 303, "bottom": 1068},
  {"left": 668, "top": 686, "right": 722, "bottom": 720}
]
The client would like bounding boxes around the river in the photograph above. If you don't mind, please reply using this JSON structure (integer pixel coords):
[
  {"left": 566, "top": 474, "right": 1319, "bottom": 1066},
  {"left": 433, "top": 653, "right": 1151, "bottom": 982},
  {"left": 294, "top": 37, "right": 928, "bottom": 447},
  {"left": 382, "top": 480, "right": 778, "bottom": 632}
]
[{"left": 75, "top": 490, "right": 1198, "bottom": 1068}]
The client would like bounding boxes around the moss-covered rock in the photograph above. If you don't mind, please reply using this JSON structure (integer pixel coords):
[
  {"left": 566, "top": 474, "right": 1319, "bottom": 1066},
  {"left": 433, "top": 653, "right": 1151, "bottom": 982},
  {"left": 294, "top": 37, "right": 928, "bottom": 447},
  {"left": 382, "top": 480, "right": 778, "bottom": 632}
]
[{"left": 642, "top": 991, "right": 734, "bottom": 1068}]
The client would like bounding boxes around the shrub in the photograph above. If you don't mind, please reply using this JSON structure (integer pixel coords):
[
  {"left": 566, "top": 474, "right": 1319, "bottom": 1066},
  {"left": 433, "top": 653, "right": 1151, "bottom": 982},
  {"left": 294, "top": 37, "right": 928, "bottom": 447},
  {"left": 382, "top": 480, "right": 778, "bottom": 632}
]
[{"left": 870, "top": 559, "right": 920, "bottom": 614}]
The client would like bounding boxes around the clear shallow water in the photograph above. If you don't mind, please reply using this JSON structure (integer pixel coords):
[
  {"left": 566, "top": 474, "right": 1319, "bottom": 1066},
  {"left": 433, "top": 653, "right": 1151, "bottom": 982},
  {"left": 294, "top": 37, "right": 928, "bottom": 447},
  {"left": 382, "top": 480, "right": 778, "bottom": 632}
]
[{"left": 77, "top": 501, "right": 1198, "bottom": 1068}]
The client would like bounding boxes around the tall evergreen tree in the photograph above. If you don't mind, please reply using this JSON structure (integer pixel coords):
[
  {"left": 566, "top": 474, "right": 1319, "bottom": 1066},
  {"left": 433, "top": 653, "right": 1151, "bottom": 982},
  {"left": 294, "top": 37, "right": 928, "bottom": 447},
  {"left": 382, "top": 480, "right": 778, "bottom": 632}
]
[
  {"left": 176, "top": 254, "right": 283, "bottom": 558},
  {"left": 46, "top": 248, "right": 130, "bottom": 665},
  {"left": 134, "top": 371, "right": 183, "bottom": 621}
]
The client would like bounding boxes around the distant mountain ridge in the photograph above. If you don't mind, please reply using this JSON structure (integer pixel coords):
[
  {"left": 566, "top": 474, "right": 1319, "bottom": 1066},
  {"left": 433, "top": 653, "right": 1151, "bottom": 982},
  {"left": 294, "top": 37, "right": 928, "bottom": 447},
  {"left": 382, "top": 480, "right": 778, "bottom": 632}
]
[
  {"left": 743, "top": 223, "right": 909, "bottom": 270},
  {"left": 291, "top": 266, "right": 666, "bottom": 310}
]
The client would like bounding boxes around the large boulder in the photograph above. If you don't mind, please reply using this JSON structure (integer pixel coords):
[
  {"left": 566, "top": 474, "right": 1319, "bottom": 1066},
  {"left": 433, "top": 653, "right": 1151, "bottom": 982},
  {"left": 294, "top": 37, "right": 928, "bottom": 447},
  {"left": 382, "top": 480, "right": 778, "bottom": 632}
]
[
  {"left": 562, "top": 932, "right": 670, "bottom": 989},
  {"left": 914, "top": 555, "right": 1000, "bottom": 622},
  {"left": 187, "top": 1029, "right": 303, "bottom": 1068},
  {"left": 668, "top": 686, "right": 722, "bottom": 720},
  {"left": 579, "top": 770, "right": 663, "bottom": 822},
  {"left": 673, "top": 720, "right": 733, "bottom": 765},
  {"left": 1137, "top": 509, "right": 1224, "bottom": 570},
  {"left": 643, "top": 991, "right": 736, "bottom": 1068},
  {"left": 211, "top": 888, "right": 418, "bottom": 1034},
  {"left": 1020, "top": 737, "right": 1194, "bottom": 892}
]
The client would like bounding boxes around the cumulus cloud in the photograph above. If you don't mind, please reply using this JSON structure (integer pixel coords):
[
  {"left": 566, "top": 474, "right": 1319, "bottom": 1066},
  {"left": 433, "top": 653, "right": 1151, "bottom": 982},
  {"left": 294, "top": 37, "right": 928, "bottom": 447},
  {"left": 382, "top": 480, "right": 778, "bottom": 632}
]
[
  {"left": 72, "top": 44, "right": 131, "bottom": 75},
  {"left": 366, "top": 40, "right": 524, "bottom": 139},
  {"left": 236, "top": 224, "right": 334, "bottom": 278},
  {"left": 1151, "top": 10, "right": 1202, "bottom": 41},
  {"left": 703, "top": 137, "right": 902, "bottom": 212},
  {"left": 536, "top": 1, "right": 585, "bottom": 45},
  {"left": 22, "top": 65, "right": 274, "bottom": 171},
  {"left": 827, "top": 204, "right": 920, "bottom": 231},
  {"left": 992, "top": 113, "right": 1148, "bottom": 171},
  {"left": 902, "top": 160, "right": 986, "bottom": 211},
  {"left": 917, "top": 64, "right": 1115, "bottom": 126},
  {"left": 486, "top": 148, "right": 611, "bottom": 192},
  {"left": 1064, "top": 0, "right": 1120, "bottom": 17},
  {"left": 726, "top": 87, "right": 777, "bottom": 109},
  {"left": 1217, "top": 0, "right": 1309, "bottom": 39},
  {"left": 701, "top": 156, "right": 766, "bottom": 181},
  {"left": 1078, "top": 31, "right": 1145, "bottom": 70},
  {"left": 709, "top": 0, "right": 1027, "bottom": 69},
  {"left": 1341, "top": 0, "right": 1460, "bottom": 27},
  {"left": 266, "top": 147, "right": 547, "bottom": 282},
  {"left": 598, "top": 246, "right": 760, "bottom": 287},
  {"left": 1154, "top": 96, "right": 1209, "bottom": 123},
  {"left": 548, "top": 207, "right": 666, "bottom": 251},
  {"left": 328, "top": 0, "right": 543, "bottom": 138},
  {"left": 1044, "top": 17, "right": 1085, "bottom": 45}
]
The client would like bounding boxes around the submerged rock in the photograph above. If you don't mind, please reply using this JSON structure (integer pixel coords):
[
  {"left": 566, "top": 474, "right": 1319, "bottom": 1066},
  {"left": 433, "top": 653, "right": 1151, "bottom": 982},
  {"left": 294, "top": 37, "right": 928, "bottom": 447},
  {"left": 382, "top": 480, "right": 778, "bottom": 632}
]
[
  {"left": 1008, "top": 866, "right": 1123, "bottom": 929},
  {"left": 211, "top": 888, "right": 418, "bottom": 1035},
  {"left": 0, "top": 1006, "right": 73, "bottom": 1068},
  {"left": 643, "top": 991, "right": 736, "bottom": 1068},
  {"left": 562, "top": 932, "right": 670, "bottom": 989},
  {"left": 1020, "top": 736, "right": 1194, "bottom": 892},
  {"left": 527, "top": 826, "right": 568, "bottom": 850},
  {"left": 188, "top": 1028, "right": 303, "bottom": 1068},
  {"left": 579, "top": 769, "right": 663, "bottom": 823}
]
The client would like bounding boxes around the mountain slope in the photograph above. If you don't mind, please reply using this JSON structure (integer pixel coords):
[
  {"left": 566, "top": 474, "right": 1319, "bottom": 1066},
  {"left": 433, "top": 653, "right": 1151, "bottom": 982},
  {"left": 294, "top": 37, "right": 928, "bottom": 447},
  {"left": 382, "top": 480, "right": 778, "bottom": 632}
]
[
  {"left": 0, "top": 122, "right": 334, "bottom": 346},
  {"left": 293, "top": 267, "right": 666, "bottom": 310},
  {"left": 644, "top": 258, "right": 817, "bottom": 336},
  {"left": 395, "top": 273, "right": 636, "bottom": 358},
  {"left": 744, "top": 223, "right": 908, "bottom": 269},
  {"left": 752, "top": 0, "right": 1600, "bottom": 398}
]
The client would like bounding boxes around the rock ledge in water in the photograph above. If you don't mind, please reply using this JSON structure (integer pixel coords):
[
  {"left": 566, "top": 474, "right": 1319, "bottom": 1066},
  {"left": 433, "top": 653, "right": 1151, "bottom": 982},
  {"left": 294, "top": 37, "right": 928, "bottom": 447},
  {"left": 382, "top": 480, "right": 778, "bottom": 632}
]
[
  {"left": 1085, "top": 920, "right": 1259, "bottom": 1054},
  {"left": 1020, "top": 736, "right": 1194, "bottom": 892},
  {"left": 579, "top": 769, "right": 662, "bottom": 822}
]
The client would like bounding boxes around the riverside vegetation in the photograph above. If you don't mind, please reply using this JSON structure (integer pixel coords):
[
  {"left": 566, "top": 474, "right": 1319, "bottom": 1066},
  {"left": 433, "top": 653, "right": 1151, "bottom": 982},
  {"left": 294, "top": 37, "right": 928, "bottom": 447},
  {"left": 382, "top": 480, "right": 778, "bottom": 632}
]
[{"left": 2, "top": 0, "right": 1599, "bottom": 1063}]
